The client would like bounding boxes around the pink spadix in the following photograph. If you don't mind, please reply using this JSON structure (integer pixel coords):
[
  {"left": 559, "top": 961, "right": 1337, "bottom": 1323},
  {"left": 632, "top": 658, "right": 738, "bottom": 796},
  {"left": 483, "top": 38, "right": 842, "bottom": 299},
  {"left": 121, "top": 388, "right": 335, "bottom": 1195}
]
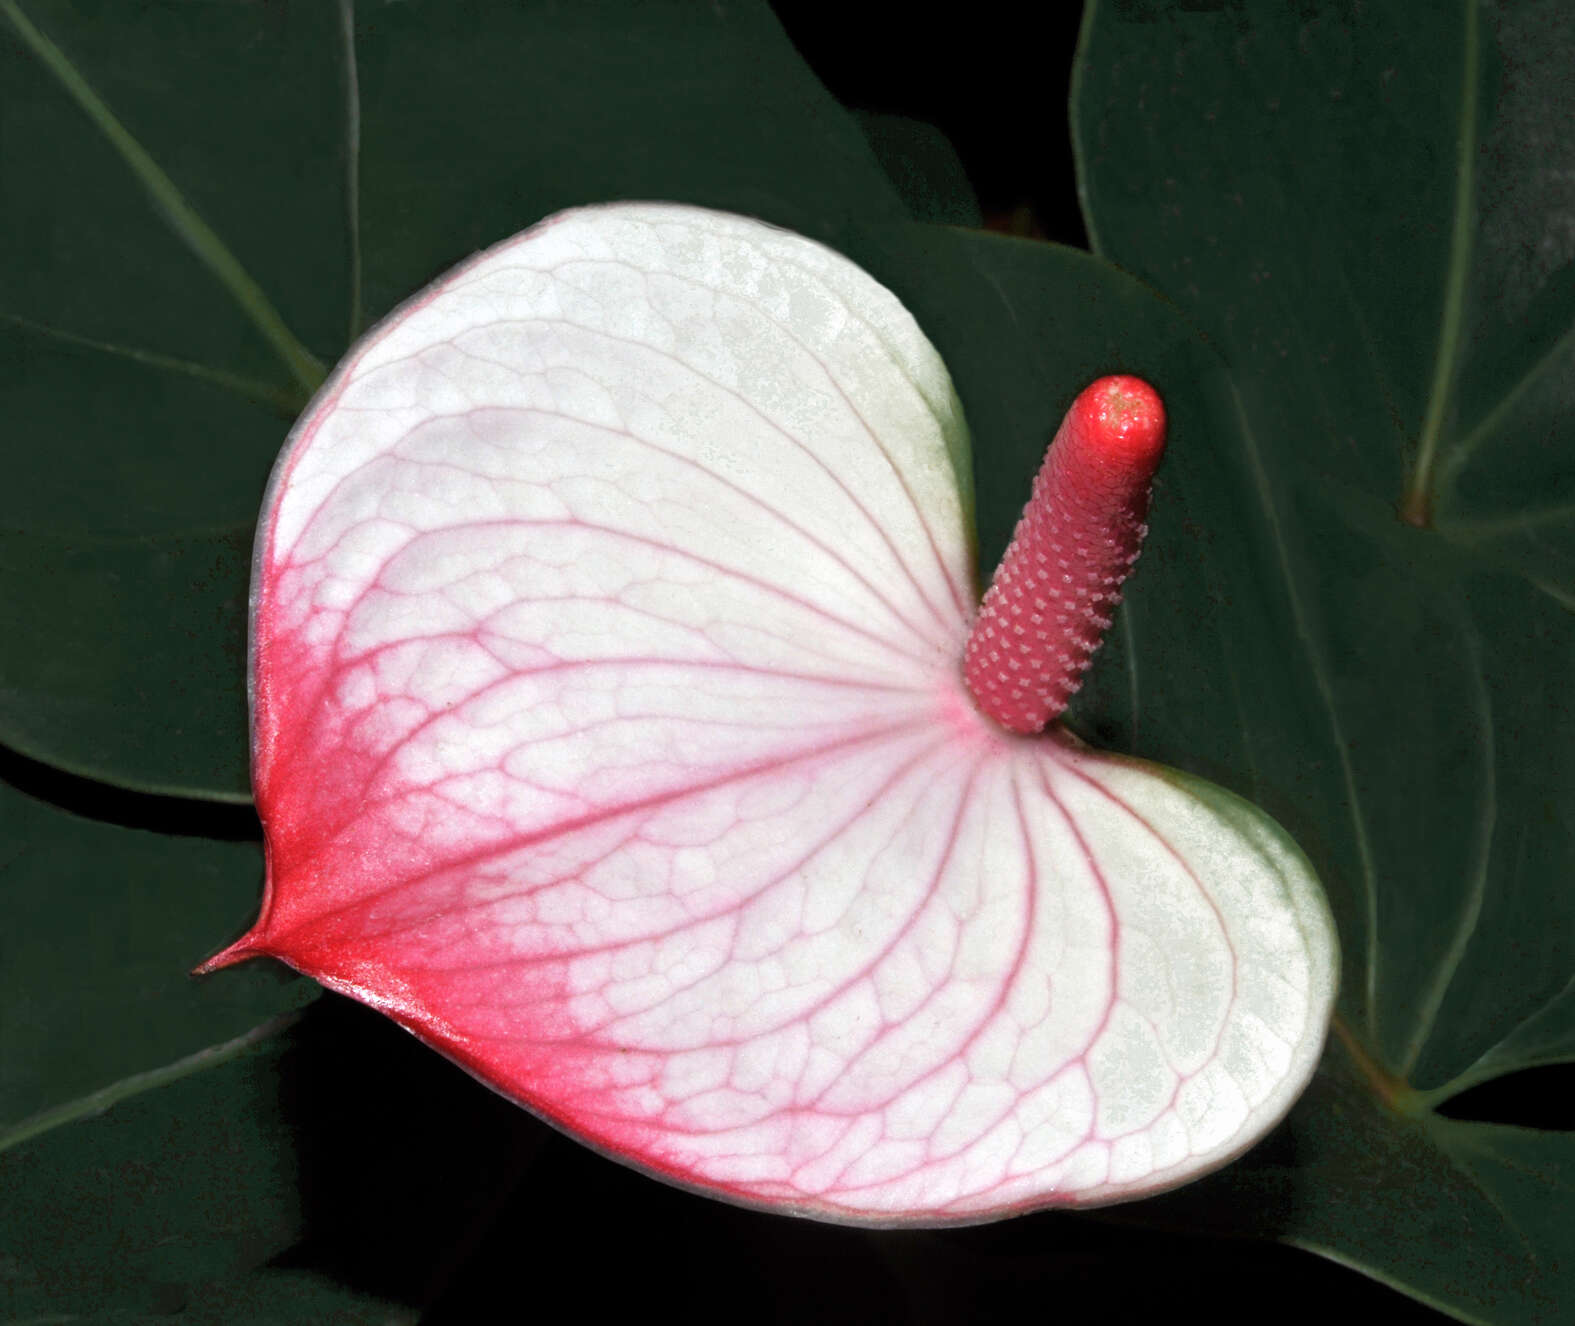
[
  {"left": 965, "top": 376, "right": 1166, "bottom": 734},
  {"left": 197, "top": 204, "right": 1336, "bottom": 1226}
]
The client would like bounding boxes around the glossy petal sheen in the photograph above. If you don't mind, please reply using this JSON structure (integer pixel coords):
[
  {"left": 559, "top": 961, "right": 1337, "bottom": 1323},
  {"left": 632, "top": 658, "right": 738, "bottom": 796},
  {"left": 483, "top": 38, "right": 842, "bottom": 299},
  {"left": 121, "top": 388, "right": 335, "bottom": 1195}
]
[{"left": 234, "top": 203, "right": 1337, "bottom": 1223}]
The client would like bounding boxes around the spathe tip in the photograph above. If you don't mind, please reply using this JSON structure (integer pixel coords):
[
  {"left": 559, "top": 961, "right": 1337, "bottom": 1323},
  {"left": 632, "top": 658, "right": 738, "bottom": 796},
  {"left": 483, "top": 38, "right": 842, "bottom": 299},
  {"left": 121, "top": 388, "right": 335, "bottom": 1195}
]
[{"left": 193, "top": 928, "right": 270, "bottom": 976}]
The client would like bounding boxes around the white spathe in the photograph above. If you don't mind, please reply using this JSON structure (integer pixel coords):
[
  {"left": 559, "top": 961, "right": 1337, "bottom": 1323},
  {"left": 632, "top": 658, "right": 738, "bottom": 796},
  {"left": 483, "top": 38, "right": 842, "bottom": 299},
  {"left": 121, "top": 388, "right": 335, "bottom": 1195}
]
[{"left": 246, "top": 203, "right": 1338, "bottom": 1223}]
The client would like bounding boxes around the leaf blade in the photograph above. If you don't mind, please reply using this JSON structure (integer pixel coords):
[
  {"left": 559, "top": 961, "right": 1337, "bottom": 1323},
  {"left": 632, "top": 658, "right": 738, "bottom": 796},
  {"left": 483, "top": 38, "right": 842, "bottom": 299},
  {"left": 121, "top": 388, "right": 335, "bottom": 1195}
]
[
  {"left": 0, "top": 0, "right": 325, "bottom": 393},
  {"left": 1073, "top": 2, "right": 1575, "bottom": 1316}
]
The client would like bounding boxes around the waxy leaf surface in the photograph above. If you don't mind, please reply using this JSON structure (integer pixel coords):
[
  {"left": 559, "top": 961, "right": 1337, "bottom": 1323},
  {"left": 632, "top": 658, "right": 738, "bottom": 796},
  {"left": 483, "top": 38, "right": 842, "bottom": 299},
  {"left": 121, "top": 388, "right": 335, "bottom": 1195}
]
[
  {"left": 1076, "top": 1, "right": 1575, "bottom": 1318},
  {"left": 0, "top": 771, "right": 312, "bottom": 1315},
  {"left": 231, "top": 204, "right": 1336, "bottom": 1222}
]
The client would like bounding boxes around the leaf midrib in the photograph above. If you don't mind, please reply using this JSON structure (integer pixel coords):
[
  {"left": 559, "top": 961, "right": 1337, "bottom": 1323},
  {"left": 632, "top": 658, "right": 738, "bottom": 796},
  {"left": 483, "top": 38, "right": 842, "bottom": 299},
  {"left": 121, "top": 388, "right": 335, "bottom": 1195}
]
[
  {"left": 0, "top": 1010, "right": 302, "bottom": 1155},
  {"left": 1, "top": 0, "right": 327, "bottom": 394},
  {"left": 337, "top": 0, "right": 363, "bottom": 343},
  {"left": 1401, "top": 0, "right": 1480, "bottom": 528},
  {"left": 0, "top": 312, "right": 306, "bottom": 414}
]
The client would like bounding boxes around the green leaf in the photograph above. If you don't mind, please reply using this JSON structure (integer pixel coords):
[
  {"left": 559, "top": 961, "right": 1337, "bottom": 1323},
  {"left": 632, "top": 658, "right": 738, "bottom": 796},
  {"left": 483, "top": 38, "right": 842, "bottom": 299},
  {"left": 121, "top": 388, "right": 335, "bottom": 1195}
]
[
  {"left": 1097, "top": 1038, "right": 1574, "bottom": 1326},
  {"left": 1074, "top": 1, "right": 1575, "bottom": 1318},
  {"left": 0, "top": 767, "right": 316, "bottom": 1315},
  {"left": 0, "top": 527, "right": 254, "bottom": 801},
  {"left": 0, "top": 0, "right": 904, "bottom": 799},
  {"left": 0, "top": 773, "right": 309, "bottom": 1137},
  {"left": 856, "top": 112, "right": 985, "bottom": 227},
  {"left": 0, "top": 1039, "right": 302, "bottom": 1319}
]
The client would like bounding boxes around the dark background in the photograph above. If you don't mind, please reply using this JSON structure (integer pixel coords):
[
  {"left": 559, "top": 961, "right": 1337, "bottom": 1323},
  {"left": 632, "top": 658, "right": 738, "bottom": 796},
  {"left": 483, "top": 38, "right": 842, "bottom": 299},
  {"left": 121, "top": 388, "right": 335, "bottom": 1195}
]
[{"left": 782, "top": 5, "right": 1092, "bottom": 250}]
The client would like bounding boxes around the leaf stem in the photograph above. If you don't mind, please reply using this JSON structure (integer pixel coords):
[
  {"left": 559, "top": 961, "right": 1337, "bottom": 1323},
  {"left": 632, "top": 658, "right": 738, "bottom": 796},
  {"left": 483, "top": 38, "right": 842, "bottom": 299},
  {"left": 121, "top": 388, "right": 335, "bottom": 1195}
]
[{"left": 1, "top": 0, "right": 326, "bottom": 394}]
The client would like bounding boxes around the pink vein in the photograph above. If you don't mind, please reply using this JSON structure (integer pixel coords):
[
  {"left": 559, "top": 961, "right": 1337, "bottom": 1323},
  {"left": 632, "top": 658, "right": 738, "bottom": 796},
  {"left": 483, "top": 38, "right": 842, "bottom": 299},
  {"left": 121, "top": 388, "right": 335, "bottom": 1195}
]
[
  {"left": 271, "top": 716, "right": 929, "bottom": 941},
  {"left": 443, "top": 251, "right": 970, "bottom": 628}
]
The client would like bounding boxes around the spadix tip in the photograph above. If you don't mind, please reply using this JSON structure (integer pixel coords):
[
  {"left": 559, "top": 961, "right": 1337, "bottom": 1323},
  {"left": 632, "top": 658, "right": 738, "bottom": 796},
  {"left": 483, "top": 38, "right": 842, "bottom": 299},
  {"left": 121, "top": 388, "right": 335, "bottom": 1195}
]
[{"left": 1073, "top": 375, "right": 1167, "bottom": 472}]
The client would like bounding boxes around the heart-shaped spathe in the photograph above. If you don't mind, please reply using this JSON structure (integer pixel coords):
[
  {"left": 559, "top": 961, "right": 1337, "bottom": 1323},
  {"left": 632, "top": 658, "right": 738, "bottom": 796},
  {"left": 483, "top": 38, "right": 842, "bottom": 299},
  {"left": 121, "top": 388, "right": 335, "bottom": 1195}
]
[{"left": 207, "top": 203, "right": 1337, "bottom": 1223}]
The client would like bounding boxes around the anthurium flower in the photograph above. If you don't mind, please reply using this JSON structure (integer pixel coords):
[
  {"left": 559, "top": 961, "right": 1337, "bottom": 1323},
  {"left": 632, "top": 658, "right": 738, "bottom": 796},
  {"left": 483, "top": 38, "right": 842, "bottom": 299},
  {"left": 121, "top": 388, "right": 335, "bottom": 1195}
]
[{"left": 201, "top": 203, "right": 1337, "bottom": 1223}]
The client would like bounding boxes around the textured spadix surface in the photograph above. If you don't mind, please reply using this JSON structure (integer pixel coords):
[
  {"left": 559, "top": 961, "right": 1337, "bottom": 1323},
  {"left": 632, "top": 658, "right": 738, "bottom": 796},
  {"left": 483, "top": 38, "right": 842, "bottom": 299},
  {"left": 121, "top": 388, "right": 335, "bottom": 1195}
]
[{"left": 220, "top": 203, "right": 1337, "bottom": 1222}]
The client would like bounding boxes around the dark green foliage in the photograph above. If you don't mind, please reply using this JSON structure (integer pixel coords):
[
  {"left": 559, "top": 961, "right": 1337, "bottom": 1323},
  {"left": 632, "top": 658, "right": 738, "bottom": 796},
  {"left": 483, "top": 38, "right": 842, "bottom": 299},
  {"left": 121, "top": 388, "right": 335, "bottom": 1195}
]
[{"left": 1, "top": 0, "right": 1568, "bottom": 1319}]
